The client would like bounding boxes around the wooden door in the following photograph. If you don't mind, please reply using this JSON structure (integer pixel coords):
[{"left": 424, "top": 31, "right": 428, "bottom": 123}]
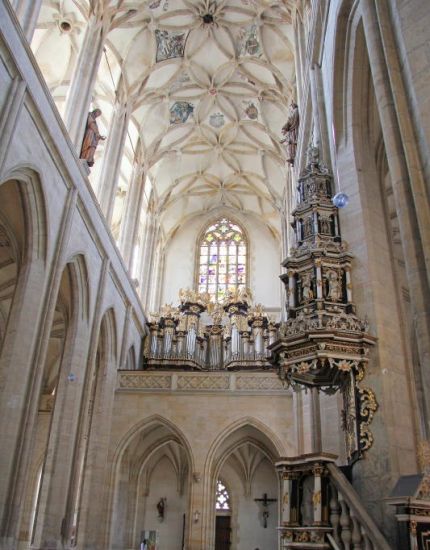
[{"left": 215, "top": 515, "right": 231, "bottom": 550}]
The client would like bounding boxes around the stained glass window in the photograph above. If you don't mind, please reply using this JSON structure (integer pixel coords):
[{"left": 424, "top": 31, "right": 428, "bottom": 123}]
[
  {"left": 198, "top": 218, "right": 247, "bottom": 303},
  {"left": 215, "top": 480, "right": 230, "bottom": 510}
]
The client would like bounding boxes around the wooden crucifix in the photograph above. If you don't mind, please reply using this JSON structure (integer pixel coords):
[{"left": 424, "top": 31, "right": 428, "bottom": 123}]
[{"left": 254, "top": 493, "right": 277, "bottom": 528}]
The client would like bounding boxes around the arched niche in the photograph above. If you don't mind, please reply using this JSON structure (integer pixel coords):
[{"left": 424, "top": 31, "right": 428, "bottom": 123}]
[
  {"left": 0, "top": 212, "right": 19, "bottom": 349},
  {"left": 65, "top": 307, "right": 119, "bottom": 548},
  {"left": 204, "top": 421, "right": 283, "bottom": 550},
  {"left": 109, "top": 418, "right": 192, "bottom": 550},
  {"left": 22, "top": 254, "right": 89, "bottom": 547},
  {"left": 0, "top": 170, "right": 47, "bottom": 352}
]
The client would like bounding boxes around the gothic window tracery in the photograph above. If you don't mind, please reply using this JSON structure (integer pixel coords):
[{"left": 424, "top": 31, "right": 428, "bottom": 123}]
[
  {"left": 197, "top": 218, "right": 247, "bottom": 303},
  {"left": 215, "top": 479, "right": 230, "bottom": 511}
]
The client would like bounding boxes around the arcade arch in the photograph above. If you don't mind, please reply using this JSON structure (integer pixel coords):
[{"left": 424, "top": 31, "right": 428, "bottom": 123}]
[
  {"left": 204, "top": 420, "right": 284, "bottom": 550},
  {"left": 108, "top": 417, "right": 193, "bottom": 550}
]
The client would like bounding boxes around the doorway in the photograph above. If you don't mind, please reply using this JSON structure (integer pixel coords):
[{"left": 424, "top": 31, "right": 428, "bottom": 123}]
[{"left": 215, "top": 515, "right": 231, "bottom": 550}]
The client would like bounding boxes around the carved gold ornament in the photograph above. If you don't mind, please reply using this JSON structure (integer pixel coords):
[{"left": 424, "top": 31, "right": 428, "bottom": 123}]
[{"left": 312, "top": 490, "right": 321, "bottom": 505}]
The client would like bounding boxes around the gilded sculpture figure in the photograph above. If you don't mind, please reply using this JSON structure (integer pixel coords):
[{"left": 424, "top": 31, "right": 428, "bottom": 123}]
[
  {"left": 179, "top": 288, "right": 210, "bottom": 306},
  {"left": 80, "top": 109, "right": 106, "bottom": 167},
  {"left": 280, "top": 101, "right": 299, "bottom": 165},
  {"left": 160, "top": 303, "right": 178, "bottom": 318}
]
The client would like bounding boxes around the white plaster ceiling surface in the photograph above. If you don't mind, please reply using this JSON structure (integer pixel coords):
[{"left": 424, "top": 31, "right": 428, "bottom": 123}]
[
  {"left": 32, "top": 0, "right": 296, "bottom": 240},
  {"left": 31, "top": 0, "right": 88, "bottom": 115}
]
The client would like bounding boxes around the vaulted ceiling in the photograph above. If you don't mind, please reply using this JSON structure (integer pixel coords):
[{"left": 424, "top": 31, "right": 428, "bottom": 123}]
[{"left": 32, "top": 0, "right": 296, "bottom": 241}]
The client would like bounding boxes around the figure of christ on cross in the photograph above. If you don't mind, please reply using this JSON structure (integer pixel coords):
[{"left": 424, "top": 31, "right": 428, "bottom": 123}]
[{"left": 254, "top": 493, "right": 277, "bottom": 528}]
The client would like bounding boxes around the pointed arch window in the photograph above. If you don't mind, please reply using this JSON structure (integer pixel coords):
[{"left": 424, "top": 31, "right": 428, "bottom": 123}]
[
  {"left": 197, "top": 218, "right": 247, "bottom": 303},
  {"left": 215, "top": 479, "right": 230, "bottom": 511}
]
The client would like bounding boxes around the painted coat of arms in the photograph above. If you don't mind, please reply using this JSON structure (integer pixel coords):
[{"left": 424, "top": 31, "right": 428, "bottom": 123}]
[
  {"left": 237, "top": 24, "right": 261, "bottom": 57},
  {"left": 209, "top": 112, "right": 225, "bottom": 128},
  {"left": 155, "top": 30, "right": 187, "bottom": 62},
  {"left": 170, "top": 102, "right": 194, "bottom": 124},
  {"left": 243, "top": 101, "right": 258, "bottom": 120}
]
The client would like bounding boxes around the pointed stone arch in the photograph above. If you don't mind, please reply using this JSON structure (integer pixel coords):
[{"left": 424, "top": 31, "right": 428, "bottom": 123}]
[
  {"left": 65, "top": 305, "right": 121, "bottom": 549},
  {"left": 98, "top": 306, "right": 119, "bottom": 368},
  {"left": 107, "top": 415, "right": 194, "bottom": 550},
  {"left": 111, "top": 414, "right": 195, "bottom": 475},
  {"left": 0, "top": 165, "right": 48, "bottom": 263},
  {"left": 64, "top": 253, "right": 90, "bottom": 323},
  {"left": 205, "top": 416, "right": 287, "bottom": 469},
  {"left": 125, "top": 344, "right": 137, "bottom": 370},
  {"left": 331, "top": 0, "right": 361, "bottom": 150},
  {"left": 0, "top": 167, "right": 49, "bottom": 354},
  {"left": 202, "top": 417, "right": 285, "bottom": 549},
  {"left": 195, "top": 214, "right": 250, "bottom": 302},
  {"left": 17, "top": 251, "right": 92, "bottom": 547}
]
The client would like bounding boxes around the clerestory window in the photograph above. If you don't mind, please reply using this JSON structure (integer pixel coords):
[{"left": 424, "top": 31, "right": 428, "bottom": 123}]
[{"left": 197, "top": 218, "right": 247, "bottom": 303}]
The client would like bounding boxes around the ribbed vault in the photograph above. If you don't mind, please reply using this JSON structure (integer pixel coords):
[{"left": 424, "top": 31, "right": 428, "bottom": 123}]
[{"left": 32, "top": 0, "right": 295, "bottom": 241}]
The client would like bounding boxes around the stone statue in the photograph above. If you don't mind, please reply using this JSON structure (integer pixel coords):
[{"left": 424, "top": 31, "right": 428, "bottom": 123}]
[
  {"left": 280, "top": 102, "right": 299, "bottom": 165},
  {"left": 303, "top": 217, "right": 313, "bottom": 238},
  {"left": 326, "top": 269, "right": 342, "bottom": 302},
  {"left": 80, "top": 109, "right": 106, "bottom": 167},
  {"left": 319, "top": 215, "right": 332, "bottom": 234},
  {"left": 301, "top": 272, "right": 314, "bottom": 303},
  {"left": 157, "top": 497, "right": 166, "bottom": 519}
]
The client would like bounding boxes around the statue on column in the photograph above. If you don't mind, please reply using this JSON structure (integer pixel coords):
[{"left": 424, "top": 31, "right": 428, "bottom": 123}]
[
  {"left": 79, "top": 109, "right": 106, "bottom": 167},
  {"left": 280, "top": 101, "right": 299, "bottom": 165}
]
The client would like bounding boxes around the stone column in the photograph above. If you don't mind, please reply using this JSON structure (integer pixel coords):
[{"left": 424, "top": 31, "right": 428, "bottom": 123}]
[
  {"left": 310, "top": 64, "right": 331, "bottom": 166},
  {"left": 139, "top": 213, "right": 157, "bottom": 307},
  {"left": 63, "top": 14, "right": 106, "bottom": 149},
  {"left": 281, "top": 472, "right": 293, "bottom": 524},
  {"left": 287, "top": 270, "right": 295, "bottom": 310},
  {"left": 97, "top": 96, "right": 132, "bottom": 225},
  {"left": 12, "top": 0, "right": 43, "bottom": 42},
  {"left": 65, "top": 260, "right": 112, "bottom": 549},
  {"left": 361, "top": 0, "right": 430, "bottom": 437},
  {"left": 0, "top": 259, "right": 48, "bottom": 544},
  {"left": 310, "top": 387, "right": 322, "bottom": 453},
  {"left": 0, "top": 189, "right": 78, "bottom": 546},
  {"left": 293, "top": 390, "right": 304, "bottom": 454},
  {"left": 118, "top": 162, "right": 145, "bottom": 269},
  {"left": 148, "top": 237, "right": 164, "bottom": 312},
  {"left": 189, "top": 471, "right": 205, "bottom": 550},
  {"left": 309, "top": 65, "right": 321, "bottom": 148},
  {"left": 345, "top": 266, "right": 353, "bottom": 303},
  {"left": 30, "top": 317, "right": 92, "bottom": 550},
  {"left": 312, "top": 209, "right": 318, "bottom": 234},
  {"left": 293, "top": 12, "right": 306, "bottom": 107},
  {"left": 281, "top": 204, "right": 289, "bottom": 260},
  {"left": 315, "top": 260, "right": 323, "bottom": 300},
  {"left": 312, "top": 464, "right": 323, "bottom": 525}
]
